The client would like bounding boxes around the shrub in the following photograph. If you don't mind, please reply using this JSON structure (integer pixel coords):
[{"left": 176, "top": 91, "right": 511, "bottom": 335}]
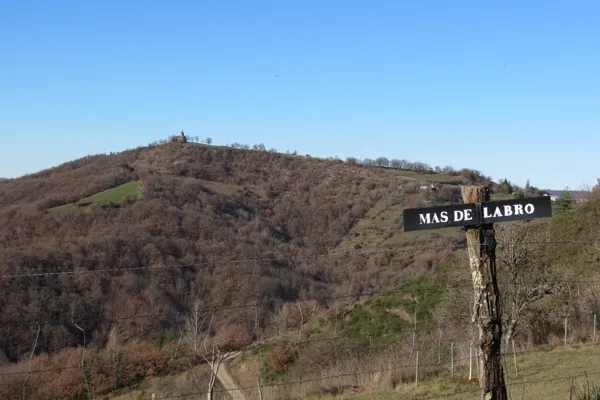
[
  {"left": 267, "top": 343, "right": 296, "bottom": 372},
  {"left": 215, "top": 323, "right": 253, "bottom": 352}
]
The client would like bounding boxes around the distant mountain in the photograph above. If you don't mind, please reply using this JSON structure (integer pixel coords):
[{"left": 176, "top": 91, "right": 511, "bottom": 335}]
[{"left": 0, "top": 178, "right": 7, "bottom": 181}]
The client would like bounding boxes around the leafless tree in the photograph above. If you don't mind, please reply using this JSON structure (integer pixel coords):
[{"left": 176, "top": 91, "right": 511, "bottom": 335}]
[
  {"left": 182, "top": 303, "right": 226, "bottom": 400},
  {"left": 496, "top": 222, "right": 569, "bottom": 343}
]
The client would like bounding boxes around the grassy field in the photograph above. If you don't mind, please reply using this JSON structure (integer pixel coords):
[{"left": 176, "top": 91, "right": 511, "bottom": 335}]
[
  {"left": 315, "top": 345, "right": 600, "bottom": 400},
  {"left": 50, "top": 181, "right": 141, "bottom": 211},
  {"left": 334, "top": 197, "right": 461, "bottom": 254},
  {"left": 387, "top": 169, "right": 466, "bottom": 184},
  {"left": 107, "top": 342, "right": 600, "bottom": 399}
]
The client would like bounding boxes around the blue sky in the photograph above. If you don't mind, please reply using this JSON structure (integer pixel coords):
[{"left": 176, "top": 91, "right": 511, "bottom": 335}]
[{"left": 1, "top": 0, "right": 598, "bottom": 189}]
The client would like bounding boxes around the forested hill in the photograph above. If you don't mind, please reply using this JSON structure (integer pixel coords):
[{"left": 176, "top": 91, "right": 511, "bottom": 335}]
[{"left": 0, "top": 141, "right": 483, "bottom": 363}]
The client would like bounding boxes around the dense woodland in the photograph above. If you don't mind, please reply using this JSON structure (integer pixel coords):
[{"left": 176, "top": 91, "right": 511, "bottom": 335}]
[{"left": 0, "top": 142, "right": 476, "bottom": 363}]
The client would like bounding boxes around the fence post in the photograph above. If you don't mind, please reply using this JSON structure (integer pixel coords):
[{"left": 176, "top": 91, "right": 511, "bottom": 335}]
[
  {"left": 476, "top": 347, "right": 480, "bottom": 382},
  {"left": 512, "top": 339, "right": 519, "bottom": 377},
  {"left": 438, "top": 326, "right": 442, "bottom": 365},
  {"left": 469, "top": 347, "right": 472, "bottom": 381},
  {"left": 564, "top": 317, "right": 568, "bottom": 348},
  {"left": 594, "top": 314, "right": 597, "bottom": 346},
  {"left": 451, "top": 342, "right": 454, "bottom": 377},
  {"left": 415, "top": 350, "right": 419, "bottom": 389},
  {"left": 258, "top": 377, "right": 264, "bottom": 400},
  {"left": 254, "top": 305, "right": 260, "bottom": 343},
  {"left": 412, "top": 297, "right": 418, "bottom": 355}
]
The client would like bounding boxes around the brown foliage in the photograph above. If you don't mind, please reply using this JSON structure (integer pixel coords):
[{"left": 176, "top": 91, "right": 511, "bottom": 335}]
[
  {"left": 0, "top": 142, "right": 469, "bottom": 393},
  {"left": 215, "top": 323, "right": 253, "bottom": 352},
  {"left": 267, "top": 343, "right": 296, "bottom": 372}
]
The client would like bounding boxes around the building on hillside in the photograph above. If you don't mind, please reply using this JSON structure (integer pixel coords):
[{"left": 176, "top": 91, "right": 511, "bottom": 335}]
[
  {"left": 420, "top": 183, "right": 441, "bottom": 191},
  {"left": 170, "top": 131, "right": 188, "bottom": 143}
]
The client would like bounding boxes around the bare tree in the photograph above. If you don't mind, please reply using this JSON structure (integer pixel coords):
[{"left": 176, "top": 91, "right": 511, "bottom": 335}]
[
  {"left": 183, "top": 302, "right": 207, "bottom": 356},
  {"left": 182, "top": 303, "right": 225, "bottom": 400},
  {"left": 496, "top": 222, "right": 569, "bottom": 343}
]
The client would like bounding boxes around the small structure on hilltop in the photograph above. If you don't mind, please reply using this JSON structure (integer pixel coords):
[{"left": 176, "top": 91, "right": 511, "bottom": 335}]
[{"left": 170, "top": 131, "right": 188, "bottom": 143}]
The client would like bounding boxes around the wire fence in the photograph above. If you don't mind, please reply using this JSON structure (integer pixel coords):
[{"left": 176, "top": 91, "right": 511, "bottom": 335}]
[
  {"left": 2, "top": 240, "right": 600, "bottom": 399},
  {"left": 4, "top": 298, "right": 600, "bottom": 399}
]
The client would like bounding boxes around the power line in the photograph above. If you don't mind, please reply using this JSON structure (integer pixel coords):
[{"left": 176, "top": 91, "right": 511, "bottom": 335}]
[
  {"left": 2, "top": 239, "right": 597, "bottom": 280},
  {"left": 0, "top": 244, "right": 472, "bottom": 280},
  {"left": 1, "top": 284, "right": 477, "bottom": 327},
  {"left": 6, "top": 277, "right": 600, "bottom": 327}
]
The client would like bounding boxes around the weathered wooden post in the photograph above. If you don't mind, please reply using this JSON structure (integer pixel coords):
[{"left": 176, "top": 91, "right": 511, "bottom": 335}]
[
  {"left": 403, "top": 187, "right": 552, "bottom": 399},
  {"left": 461, "top": 186, "right": 506, "bottom": 399}
]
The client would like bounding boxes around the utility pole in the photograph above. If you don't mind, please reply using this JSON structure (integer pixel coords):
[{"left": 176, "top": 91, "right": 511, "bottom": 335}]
[{"left": 461, "top": 186, "right": 507, "bottom": 400}]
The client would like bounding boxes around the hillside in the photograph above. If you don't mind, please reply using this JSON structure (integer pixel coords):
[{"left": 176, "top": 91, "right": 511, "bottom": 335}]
[
  {"left": 0, "top": 143, "right": 472, "bottom": 368},
  {"left": 2, "top": 140, "right": 592, "bottom": 399}
]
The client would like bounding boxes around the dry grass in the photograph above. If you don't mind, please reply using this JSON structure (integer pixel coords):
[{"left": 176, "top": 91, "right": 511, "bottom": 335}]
[{"left": 312, "top": 345, "right": 600, "bottom": 400}]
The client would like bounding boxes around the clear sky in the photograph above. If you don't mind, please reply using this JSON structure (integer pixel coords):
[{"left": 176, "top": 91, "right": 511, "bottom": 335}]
[{"left": 1, "top": 0, "right": 598, "bottom": 189}]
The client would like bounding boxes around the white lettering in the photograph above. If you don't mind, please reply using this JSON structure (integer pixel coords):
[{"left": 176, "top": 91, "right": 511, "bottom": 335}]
[
  {"left": 514, "top": 204, "right": 524, "bottom": 215},
  {"left": 431, "top": 213, "right": 440, "bottom": 223},
  {"left": 464, "top": 209, "right": 473, "bottom": 221},
  {"left": 419, "top": 213, "right": 431, "bottom": 225},
  {"left": 483, "top": 206, "right": 492, "bottom": 218},
  {"left": 525, "top": 204, "right": 534, "bottom": 214},
  {"left": 493, "top": 207, "right": 503, "bottom": 218},
  {"left": 440, "top": 211, "right": 449, "bottom": 223},
  {"left": 454, "top": 210, "right": 464, "bottom": 222},
  {"left": 504, "top": 205, "right": 513, "bottom": 216}
]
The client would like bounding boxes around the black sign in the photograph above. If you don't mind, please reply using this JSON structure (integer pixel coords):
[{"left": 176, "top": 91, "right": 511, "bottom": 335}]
[
  {"left": 480, "top": 196, "right": 552, "bottom": 224},
  {"left": 403, "top": 196, "right": 552, "bottom": 232},
  {"left": 403, "top": 203, "right": 479, "bottom": 232}
]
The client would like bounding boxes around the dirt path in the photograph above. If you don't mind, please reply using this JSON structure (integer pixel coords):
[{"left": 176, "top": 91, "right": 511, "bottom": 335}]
[{"left": 214, "top": 352, "right": 247, "bottom": 400}]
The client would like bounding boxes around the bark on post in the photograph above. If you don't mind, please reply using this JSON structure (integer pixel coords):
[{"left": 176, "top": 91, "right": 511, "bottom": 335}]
[{"left": 461, "top": 185, "right": 507, "bottom": 400}]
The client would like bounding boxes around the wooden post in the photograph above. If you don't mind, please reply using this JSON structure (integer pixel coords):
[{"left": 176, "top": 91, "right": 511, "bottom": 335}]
[
  {"left": 254, "top": 306, "right": 260, "bottom": 343},
  {"left": 415, "top": 350, "right": 419, "bottom": 389},
  {"left": 469, "top": 347, "right": 472, "bottom": 381},
  {"left": 412, "top": 296, "right": 418, "bottom": 355},
  {"left": 594, "top": 314, "right": 597, "bottom": 346},
  {"left": 438, "top": 326, "right": 443, "bottom": 365},
  {"left": 476, "top": 347, "right": 480, "bottom": 382},
  {"left": 512, "top": 339, "right": 519, "bottom": 377},
  {"left": 564, "top": 317, "right": 568, "bottom": 347},
  {"left": 451, "top": 342, "right": 454, "bottom": 377},
  {"left": 257, "top": 377, "right": 264, "bottom": 400},
  {"left": 461, "top": 185, "right": 507, "bottom": 399}
]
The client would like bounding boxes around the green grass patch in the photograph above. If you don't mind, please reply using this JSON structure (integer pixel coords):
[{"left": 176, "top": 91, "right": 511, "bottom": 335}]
[
  {"left": 339, "top": 277, "right": 444, "bottom": 349},
  {"left": 50, "top": 181, "right": 141, "bottom": 211}
]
